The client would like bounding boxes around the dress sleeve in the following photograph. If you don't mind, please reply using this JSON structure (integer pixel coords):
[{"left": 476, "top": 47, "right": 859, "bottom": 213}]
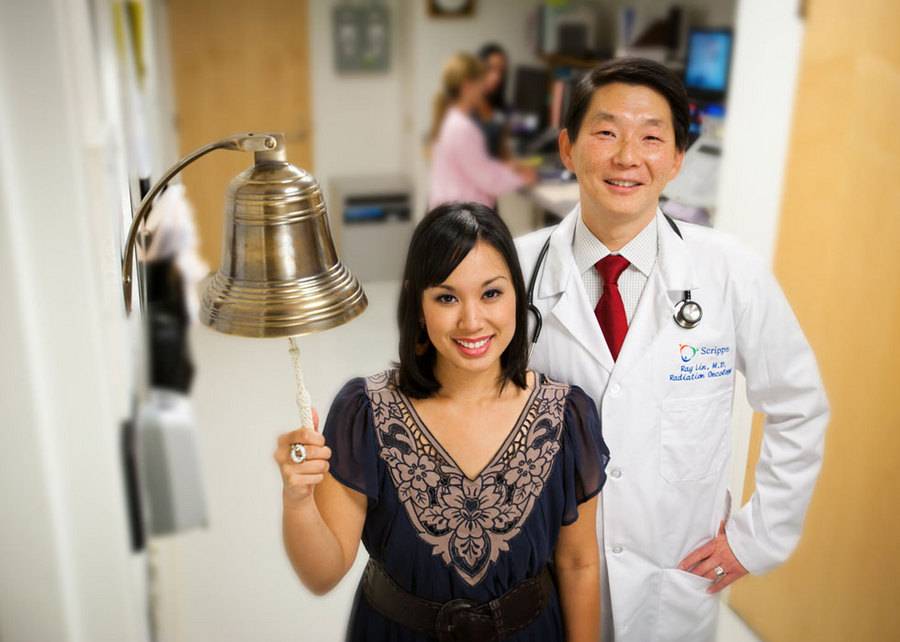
[
  {"left": 560, "top": 385, "right": 610, "bottom": 526},
  {"left": 321, "top": 377, "right": 381, "bottom": 505}
]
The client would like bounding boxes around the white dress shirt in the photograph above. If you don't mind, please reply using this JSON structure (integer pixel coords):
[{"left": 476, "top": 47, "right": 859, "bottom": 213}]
[{"left": 572, "top": 213, "right": 658, "bottom": 323}]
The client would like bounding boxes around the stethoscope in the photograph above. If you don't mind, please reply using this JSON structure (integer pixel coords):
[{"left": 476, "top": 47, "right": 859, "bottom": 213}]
[{"left": 526, "top": 214, "right": 703, "bottom": 350}]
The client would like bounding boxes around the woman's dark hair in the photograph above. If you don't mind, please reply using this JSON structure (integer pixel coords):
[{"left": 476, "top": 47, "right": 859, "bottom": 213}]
[
  {"left": 397, "top": 202, "right": 529, "bottom": 398},
  {"left": 477, "top": 42, "right": 508, "bottom": 111},
  {"left": 564, "top": 57, "right": 690, "bottom": 151}
]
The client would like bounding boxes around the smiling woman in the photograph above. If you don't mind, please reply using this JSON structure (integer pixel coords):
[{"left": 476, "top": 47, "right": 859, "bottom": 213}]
[
  {"left": 274, "top": 202, "right": 610, "bottom": 642},
  {"left": 396, "top": 202, "right": 529, "bottom": 398}
]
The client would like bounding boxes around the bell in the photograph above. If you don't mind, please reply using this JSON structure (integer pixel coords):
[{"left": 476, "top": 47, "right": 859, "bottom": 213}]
[{"left": 199, "top": 139, "right": 367, "bottom": 338}]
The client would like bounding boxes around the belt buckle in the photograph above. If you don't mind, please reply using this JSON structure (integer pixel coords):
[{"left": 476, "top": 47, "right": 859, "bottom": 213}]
[{"left": 435, "top": 598, "right": 497, "bottom": 642}]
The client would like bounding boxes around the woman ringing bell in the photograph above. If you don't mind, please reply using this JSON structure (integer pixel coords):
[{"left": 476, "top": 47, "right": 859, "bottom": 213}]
[{"left": 274, "top": 202, "right": 609, "bottom": 641}]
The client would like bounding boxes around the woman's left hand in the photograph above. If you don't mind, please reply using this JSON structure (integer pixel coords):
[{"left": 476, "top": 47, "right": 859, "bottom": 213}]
[{"left": 677, "top": 521, "right": 749, "bottom": 593}]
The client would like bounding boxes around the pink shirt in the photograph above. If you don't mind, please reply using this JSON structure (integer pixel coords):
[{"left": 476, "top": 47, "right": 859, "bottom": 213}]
[{"left": 428, "top": 107, "right": 524, "bottom": 210}]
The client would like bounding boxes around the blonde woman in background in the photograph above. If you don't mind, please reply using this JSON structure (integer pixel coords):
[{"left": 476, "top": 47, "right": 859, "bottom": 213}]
[{"left": 427, "top": 52, "right": 536, "bottom": 210}]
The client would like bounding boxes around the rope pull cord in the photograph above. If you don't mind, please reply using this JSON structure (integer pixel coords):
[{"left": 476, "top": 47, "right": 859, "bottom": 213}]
[{"left": 288, "top": 336, "right": 315, "bottom": 431}]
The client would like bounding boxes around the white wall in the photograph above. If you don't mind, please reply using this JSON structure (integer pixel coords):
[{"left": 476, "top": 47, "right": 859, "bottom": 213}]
[
  {"left": 310, "top": 0, "right": 410, "bottom": 191},
  {"left": 714, "top": 0, "right": 806, "bottom": 576},
  {"left": 0, "top": 0, "right": 149, "bottom": 640},
  {"left": 716, "top": 0, "right": 805, "bottom": 262}
]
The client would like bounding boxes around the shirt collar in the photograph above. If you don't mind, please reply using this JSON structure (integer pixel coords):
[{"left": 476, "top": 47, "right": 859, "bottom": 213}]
[{"left": 572, "top": 212, "right": 659, "bottom": 277}]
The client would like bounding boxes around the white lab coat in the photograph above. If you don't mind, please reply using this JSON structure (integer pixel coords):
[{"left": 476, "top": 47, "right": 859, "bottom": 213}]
[{"left": 516, "top": 207, "right": 829, "bottom": 642}]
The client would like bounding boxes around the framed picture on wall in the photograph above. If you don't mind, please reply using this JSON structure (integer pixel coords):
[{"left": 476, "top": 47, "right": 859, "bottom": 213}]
[{"left": 428, "top": 0, "right": 475, "bottom": 18}]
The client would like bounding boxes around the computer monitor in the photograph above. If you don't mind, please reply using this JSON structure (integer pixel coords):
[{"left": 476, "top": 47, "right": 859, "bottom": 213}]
[
  {"left": 513, "top": 66, "right": 550, "bottom": 131},
  {"left": 684, "top": 28, "right": 733, "bottom": 102}
]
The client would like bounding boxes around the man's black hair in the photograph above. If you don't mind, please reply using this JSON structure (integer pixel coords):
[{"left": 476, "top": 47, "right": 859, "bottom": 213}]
[{"left": 564, "top": 57, "right": 690, "bottom": 150}]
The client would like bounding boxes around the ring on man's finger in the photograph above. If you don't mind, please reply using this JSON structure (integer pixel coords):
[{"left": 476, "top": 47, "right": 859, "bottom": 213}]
[
  {"left": 290, "top": 443, "right": 307, "bottom": 464},
  {"left": 713, "top": 566, "right": 727, "bottom": 579}
]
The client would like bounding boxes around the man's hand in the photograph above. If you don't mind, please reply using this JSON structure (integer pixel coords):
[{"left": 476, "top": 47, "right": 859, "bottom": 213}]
[{"left": 677, "top": 521, "right": 749, "bottom": 594}]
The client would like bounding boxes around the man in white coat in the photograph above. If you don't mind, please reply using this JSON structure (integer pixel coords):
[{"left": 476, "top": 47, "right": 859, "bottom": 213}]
[{"left": 516, "top": 58, "right": 829, "bottom": 642}]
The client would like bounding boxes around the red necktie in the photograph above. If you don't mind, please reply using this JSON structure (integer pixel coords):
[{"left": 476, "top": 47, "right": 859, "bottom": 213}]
[{"left": 595, "top": 255, "right": 631, "bottom": 361}]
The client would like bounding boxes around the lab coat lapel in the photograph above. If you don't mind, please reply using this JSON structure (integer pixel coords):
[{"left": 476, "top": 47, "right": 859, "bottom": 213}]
[
  {"left": 539, "top": 208, "right": 615, "bottom": 374},
  {"left": 613, "top": 211, "right": 699, "bottom": 381},
  {"left": 613, "top": 271, "right": 667, "bottom": 378},
  {"left": 551, "top": 282, "right": 616, "bottom": 373}
]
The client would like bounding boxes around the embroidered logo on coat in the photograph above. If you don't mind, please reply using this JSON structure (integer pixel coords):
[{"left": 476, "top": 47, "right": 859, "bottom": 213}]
[
  {"left": 679, "top": 344, "right": 699, "bottom": 362},
  {"left": 669, "top": 344, "right": 734, "bottom": 381}
]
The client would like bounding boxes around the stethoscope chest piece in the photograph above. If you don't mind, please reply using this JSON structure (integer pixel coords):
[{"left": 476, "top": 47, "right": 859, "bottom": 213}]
[
  {"left": 528, "top": 215, "right": 706, "bottom": 340},
  {"left": 673, "top": 294, "right": 703, "bottom": 329}
]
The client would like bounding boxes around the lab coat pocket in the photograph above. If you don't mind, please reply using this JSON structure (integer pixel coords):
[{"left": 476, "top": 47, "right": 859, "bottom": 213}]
[
  {"left": 660, "top": 389, "right": 731, "bottom": 482},
  {"left": 658, "top": 569, "right": 719, "bottom": 642}
]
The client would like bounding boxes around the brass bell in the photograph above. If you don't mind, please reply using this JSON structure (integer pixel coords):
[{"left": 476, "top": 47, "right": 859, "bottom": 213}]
[
  {"left": 199, "top": 139, "right": 366, "bottom": 338},
  {"left": 120, "top": 134, "right": 364, "bottom": 527},
  {"left": 122, "top": 132, "right": 367, "bottom": 338}
]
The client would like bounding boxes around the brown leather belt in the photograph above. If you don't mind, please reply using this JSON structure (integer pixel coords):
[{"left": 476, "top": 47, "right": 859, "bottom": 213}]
[{"left": 361, "top": 558, "right": 555, "bottom": 642}]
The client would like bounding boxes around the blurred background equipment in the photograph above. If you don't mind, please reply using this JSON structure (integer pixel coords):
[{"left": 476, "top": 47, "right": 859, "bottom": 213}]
[
  {"left": 615, "top": 5, "right": 687, "bottom": 62},
  {"left": 511, "top": 65, "right": 551, "bottom": 141},
  {"left": 330, "top": 174, "right": 414, "bottom": 282},
  {"left": 333, "top": 2, "right": 391, "bottom": 73},
  {"left": 428, "top": 0, "right": 476, "bottom": 18},
  {"left": 661, "top": 134, "right": 722, "bottom": 217},
  {"left": 136, "top": 389, "right": 208, "bottom": 536},
  {"left": 538, "top": 2, "right": 602, "bottom": 58},
  {"left": 683, "top": 27, "right": 734, "bottom": 103},
  {"left": 135, "top": 184, "right": 208, "bottom": 537}
]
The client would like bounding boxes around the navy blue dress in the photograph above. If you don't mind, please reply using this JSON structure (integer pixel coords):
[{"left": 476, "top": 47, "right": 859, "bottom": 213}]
[{"left": 322, "top": 370, "right": 609, "bottom": 641}]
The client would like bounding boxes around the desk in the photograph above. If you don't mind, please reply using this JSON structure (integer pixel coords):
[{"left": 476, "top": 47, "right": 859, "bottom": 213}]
[
  {"left": 497, "top": 179, "right": 579, "bottom": 236},
  {"left": 530, "top": 180, "right": 579, "bottom": 220},
  {"left": 329, "top": 174, "right": 414, "bottom": 282}
]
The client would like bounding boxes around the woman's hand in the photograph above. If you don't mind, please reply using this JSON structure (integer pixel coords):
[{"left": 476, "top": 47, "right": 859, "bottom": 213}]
[
  {"left": 273, "top": 410, "right": 332, "bottom": 509},
  {"left": 507, "top": 160, "right": 539, "bottom": 186},
  {"left": 274, "top": 405, "right": 366, "bottom": 595},
  {"left": 518, "top": 165, "right": 539, "bottom": 186}
]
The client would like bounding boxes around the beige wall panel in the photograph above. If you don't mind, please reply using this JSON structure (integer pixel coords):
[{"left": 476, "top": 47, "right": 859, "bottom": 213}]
[
  {"left": 731, "top": 1, "right": 900, "bottom": 640},
  {"left": 168, "top": 0, "right": 312, "bottom": 266}
]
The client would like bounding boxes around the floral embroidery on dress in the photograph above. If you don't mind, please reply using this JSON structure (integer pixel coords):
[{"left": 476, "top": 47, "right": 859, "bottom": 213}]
[{"left": 365, "top": 370, "right": 569, "bottom": 586}]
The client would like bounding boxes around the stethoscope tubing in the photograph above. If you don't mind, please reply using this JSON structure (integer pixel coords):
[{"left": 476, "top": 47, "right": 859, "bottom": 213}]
[{"left": 526, "top": 214, "right": 702, "bottom": 349}]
